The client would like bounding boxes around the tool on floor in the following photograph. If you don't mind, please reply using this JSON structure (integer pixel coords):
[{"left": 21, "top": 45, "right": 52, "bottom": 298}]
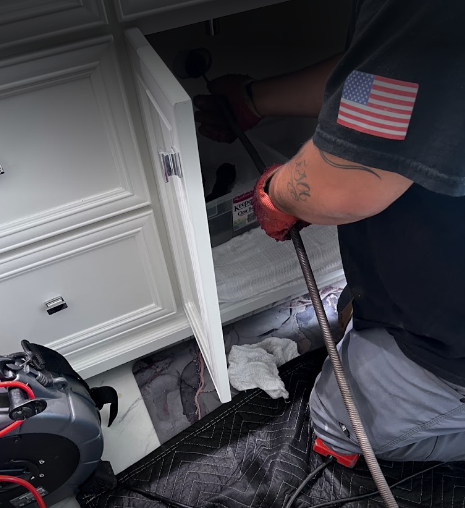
[
  {"left": 0, "top": 340, "right": 118, "bottom": 508},
  {"left": 175, "top": 48, "right": 398, "bottom": 507}
]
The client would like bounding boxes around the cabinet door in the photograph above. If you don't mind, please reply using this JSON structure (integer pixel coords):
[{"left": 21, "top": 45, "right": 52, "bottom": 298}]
[{"left": 126, "top": 28, "right": 230, "bottom": 402}]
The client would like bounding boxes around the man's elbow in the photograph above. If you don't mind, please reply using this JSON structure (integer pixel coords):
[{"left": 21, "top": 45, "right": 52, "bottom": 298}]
[{"left": 318, "top": 193, "right": 389, "bottom": 224}]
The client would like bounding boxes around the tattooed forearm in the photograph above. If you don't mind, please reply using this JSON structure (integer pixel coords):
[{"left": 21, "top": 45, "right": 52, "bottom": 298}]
[
  {"left": 318, "top": 149, "right": 381, "bottom": 179},
  {"left": 287, "top": 151, "right": 311, "bottom": 201}
]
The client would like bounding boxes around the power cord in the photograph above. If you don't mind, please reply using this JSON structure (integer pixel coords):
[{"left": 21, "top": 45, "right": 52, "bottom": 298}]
[
  {"left": 301, "top": 462, "right": 443, "bottom": 508},
  {"left": 0, "top": 476, "right": 47, "bottom": 508},
  {"left": 284, "top": 456, "right": 334, "bottom": 508},
  {"left": 0, "top": 383, "right": 47, "bottom": 508}
]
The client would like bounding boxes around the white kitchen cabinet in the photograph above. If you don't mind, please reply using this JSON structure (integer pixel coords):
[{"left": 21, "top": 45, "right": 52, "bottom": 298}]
[
  {"left": 0, "top": 0, "right": 107, "bottom": 49},
  {"left": 0, "top": 36, "right": 150, "bottom": 253},
  {"left": 0, "top": 22, "right": 232, "bottom": 403}
]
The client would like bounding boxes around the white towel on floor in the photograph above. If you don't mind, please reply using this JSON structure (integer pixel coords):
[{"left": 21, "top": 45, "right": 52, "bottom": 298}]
[
  {"left": 228, "top": 337, "right": 299, "bottom": 399},
  {"left": 213, "top": 225, "right": 342, "bottom": 302}
]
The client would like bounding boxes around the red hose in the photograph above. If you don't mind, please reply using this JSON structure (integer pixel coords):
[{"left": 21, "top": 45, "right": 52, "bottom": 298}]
[
  {"left": 0, "top": 381, "right": 36, "bottom": 438},
  {"left": 0, "top": 420, "right": 22, "bottom": 438},
  {"left": 0, "top": 385, "right": 46, "bottom": 507},
  {"left": 0, "top": 381, "right": 35, "bottom": 400},
  {"left": 0, "top": 476, "right": 46, "bottom": 508}
]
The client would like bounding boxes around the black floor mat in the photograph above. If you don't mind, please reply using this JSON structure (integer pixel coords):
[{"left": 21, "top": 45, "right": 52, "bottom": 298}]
[{"left": 78, "top": 350, "right": 465, "bottom": 508}]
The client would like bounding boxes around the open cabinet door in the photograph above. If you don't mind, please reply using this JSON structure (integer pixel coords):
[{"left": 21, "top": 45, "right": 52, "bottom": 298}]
[{"left": 126, "top": 28, "right": 231, "bottom": 402}]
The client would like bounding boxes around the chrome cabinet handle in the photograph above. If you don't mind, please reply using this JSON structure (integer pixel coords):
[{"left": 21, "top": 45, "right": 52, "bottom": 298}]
[
  {"left": 44, "top": 296, "right": 68, "bottom": 315},
  {"left": 0, "top": 165, "right": 4, "bottom": 175}
]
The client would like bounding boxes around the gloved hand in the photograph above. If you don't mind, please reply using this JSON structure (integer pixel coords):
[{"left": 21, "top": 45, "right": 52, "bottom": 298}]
[
  {"left": 193, "top": 74, "right": 262, "bottom": 143},
  {"left": 252, "top": 164, "right": 310, "bottom": 241}
]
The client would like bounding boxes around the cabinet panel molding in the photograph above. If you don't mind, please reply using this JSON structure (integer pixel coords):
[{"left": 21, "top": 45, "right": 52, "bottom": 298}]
[
  {"left": 116, "top": 0, "right": 211, "bottom": 22},
  {"left": 0, "top": 0, "right": 107, "bottom": 49},
  {"left": 0, "top": 36, "right": 150, "bottom": 252},
  {"left": 0, "top": 211, "right": 178, "bottom": 373}
]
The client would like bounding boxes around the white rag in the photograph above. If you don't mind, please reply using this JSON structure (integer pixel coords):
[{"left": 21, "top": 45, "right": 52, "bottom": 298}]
[
  {"left": 213, "top": 225, "right": 343, "bottom": 302},
  {"left": 227, "top": 337, "right": 299, "bottom": 399}
]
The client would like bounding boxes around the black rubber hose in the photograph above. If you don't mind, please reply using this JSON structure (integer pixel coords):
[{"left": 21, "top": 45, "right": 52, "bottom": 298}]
[
  {"left": 284, "top": 457, "right": 334, "bottom": 508},
  {"left": 304, "top": 462, "right": 442, "bottom": 508}
]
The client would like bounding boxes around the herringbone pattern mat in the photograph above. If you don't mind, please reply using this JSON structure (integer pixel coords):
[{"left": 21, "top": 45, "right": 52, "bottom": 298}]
[{"left": 79, "top": 350, "right": 465, "bottom": 508}]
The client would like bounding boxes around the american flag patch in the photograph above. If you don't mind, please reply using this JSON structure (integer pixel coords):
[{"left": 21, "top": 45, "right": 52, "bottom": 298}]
[{"left": 337, "top": 70, "right": 419, "bottom": 140}]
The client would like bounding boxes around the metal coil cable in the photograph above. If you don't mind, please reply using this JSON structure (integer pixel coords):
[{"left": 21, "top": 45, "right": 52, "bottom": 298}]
[{"left": 289, "top": 228, "right": 398, "bottom": 508}]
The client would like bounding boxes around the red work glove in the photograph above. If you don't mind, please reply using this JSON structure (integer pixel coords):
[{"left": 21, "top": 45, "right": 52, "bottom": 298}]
[
  {"left": 252, "top": 164, "right": 310, "bottom": 241},
  {"left": 193, "top": 74, "right": 262, "bottom": 143}
]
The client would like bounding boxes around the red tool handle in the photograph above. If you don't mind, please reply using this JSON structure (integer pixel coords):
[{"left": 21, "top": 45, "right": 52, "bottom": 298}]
[{"left": 313, "top": 437, "right": 360, "bottom": 468}]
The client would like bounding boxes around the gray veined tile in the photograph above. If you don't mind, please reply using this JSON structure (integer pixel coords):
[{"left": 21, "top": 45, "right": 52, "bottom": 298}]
[{"left": 134, "top": 287, "right": 343, "bottom": 444}]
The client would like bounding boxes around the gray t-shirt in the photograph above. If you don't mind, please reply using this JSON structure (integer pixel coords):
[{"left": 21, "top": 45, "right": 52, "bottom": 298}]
[{"left": 313, "top": 0, "right": 465, "bottom": 384}]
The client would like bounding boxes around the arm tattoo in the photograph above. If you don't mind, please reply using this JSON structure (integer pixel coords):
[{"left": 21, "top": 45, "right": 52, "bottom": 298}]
[
  {"left": 287, "top": 150, "right": 311, "bottom": 201},
  {"left": 318, "top": 148, "right": 381, "bottom": 179}
]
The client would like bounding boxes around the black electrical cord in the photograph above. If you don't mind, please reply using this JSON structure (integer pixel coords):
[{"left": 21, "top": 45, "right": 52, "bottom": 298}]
[
  {"left": 119, "top": 483, "right": 195, "bottom": 508},
  {"left": 284, "top": 457, "right": 334, "bottom": 508},
  {"left": 301, "top": 462, "right": 443, "bottom": 508}
]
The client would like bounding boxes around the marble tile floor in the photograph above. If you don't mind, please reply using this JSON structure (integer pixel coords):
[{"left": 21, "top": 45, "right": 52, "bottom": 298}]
[
  {"left": 51, "top": 285, "right": 343, "bottom": 508},
  {"left": 51, "top": 363, "right": 161, "bottom": 508},
  {"left": 134, "top": 287, "right": 344, "bottom": 444}
]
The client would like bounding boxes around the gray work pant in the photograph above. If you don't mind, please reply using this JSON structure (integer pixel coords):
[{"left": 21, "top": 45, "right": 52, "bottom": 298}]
[{"left": 310, "top": 327, "right": 465, "bottom": 462}]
